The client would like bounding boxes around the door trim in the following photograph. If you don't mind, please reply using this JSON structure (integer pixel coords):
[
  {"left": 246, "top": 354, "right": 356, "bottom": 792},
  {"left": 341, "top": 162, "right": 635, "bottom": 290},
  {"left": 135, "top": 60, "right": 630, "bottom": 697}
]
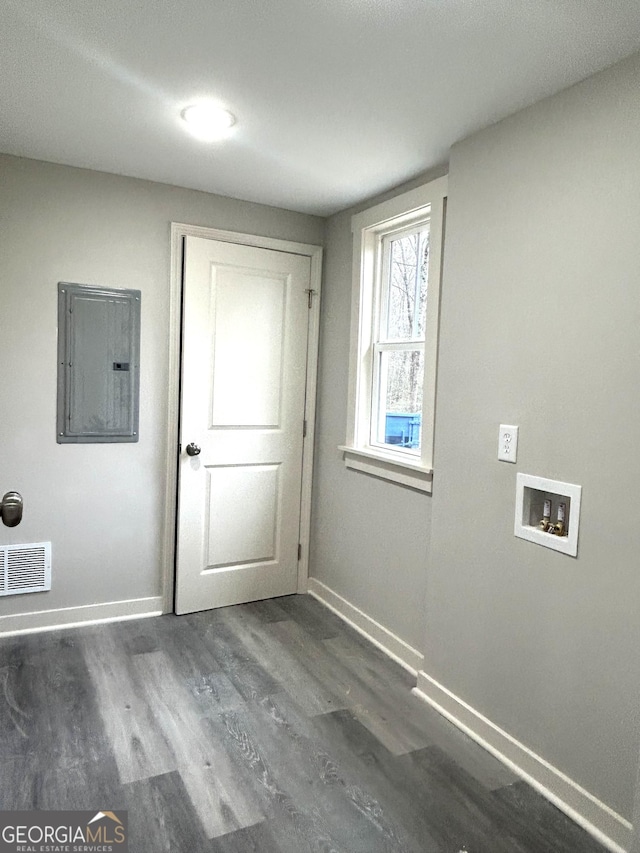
[{"left": 162, "top": 223, "right": 323, "bottom": 613}]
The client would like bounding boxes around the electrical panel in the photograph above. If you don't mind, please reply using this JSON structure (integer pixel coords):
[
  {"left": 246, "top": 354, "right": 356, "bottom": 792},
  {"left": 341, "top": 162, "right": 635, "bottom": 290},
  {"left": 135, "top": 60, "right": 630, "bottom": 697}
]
[{"left": 57, "top": 282, "right": 141, "bottom": 443}]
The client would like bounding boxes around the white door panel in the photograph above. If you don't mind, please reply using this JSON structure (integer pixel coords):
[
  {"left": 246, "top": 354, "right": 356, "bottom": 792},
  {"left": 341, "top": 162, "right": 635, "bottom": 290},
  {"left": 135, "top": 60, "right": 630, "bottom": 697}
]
[
  {"left": 175, "top": 236, "right": 311, "bottom": 614},
  {"left": 205, "top": 463, "right": 279, "bottom": 568},
  {"left": 210, "top": 268, "right": 286, "bottom": 427}
]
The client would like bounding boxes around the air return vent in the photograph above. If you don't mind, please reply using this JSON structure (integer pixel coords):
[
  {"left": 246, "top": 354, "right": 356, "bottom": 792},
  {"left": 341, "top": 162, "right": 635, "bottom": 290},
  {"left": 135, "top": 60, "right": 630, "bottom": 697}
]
[{"left": 0, "top": 543, "right": 51, "bottom": 596}]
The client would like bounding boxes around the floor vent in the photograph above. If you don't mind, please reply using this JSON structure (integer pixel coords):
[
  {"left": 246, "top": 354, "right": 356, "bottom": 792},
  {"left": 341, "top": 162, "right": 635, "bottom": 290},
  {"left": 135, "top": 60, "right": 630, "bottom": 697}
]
[{"left": 0, "top": 542, "right": 51, "bottom": 596}]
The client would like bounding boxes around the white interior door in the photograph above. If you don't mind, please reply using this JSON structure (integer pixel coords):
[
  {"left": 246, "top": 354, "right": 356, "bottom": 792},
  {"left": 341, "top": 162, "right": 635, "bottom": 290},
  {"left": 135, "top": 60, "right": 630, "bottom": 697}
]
[{"left": 175, "top": 235, "right": 312, "bottom": 614}]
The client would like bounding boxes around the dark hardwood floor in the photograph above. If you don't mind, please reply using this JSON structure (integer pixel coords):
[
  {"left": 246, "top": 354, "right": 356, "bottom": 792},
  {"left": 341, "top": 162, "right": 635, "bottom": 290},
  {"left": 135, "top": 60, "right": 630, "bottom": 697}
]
[{"left": 0, "top": 594, "right": 607, "bottom": 852}]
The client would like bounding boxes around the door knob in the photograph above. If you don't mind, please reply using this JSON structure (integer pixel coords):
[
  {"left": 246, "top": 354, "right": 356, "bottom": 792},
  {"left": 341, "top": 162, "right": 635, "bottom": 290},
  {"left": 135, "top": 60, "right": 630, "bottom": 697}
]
[
  {"left": 186, "top": 443, "right": 201, "bottom": 457},
  {"left": 1, "top": 491, "right": 23, "bottom": 527}
]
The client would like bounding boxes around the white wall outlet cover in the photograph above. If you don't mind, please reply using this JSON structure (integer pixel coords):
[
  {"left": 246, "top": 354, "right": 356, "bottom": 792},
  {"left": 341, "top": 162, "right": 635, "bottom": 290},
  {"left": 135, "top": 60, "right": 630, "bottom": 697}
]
[{"left": 498, "top": 424, "right": 518, "bottom": 462}]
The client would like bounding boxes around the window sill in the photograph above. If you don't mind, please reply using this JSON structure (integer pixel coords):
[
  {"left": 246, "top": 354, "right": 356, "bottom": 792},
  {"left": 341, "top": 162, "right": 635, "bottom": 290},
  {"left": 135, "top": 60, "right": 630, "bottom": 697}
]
[{"left": 339, "top": 445, "right": 433, "bottom": 493}]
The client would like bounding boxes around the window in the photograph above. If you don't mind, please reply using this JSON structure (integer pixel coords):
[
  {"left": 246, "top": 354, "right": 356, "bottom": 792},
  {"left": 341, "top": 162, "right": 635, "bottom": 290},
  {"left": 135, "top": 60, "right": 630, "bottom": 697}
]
[{"left": 341, "top": 177, "right": 447, "bottom": 492}]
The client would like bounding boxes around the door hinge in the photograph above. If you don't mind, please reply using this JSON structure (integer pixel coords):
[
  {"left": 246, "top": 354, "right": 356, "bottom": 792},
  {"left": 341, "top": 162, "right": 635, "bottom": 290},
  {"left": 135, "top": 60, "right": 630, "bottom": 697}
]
[
  {"left": 304, "top": 288, "right": 316, "bottom": 309},
  {"left": 298, "top": 543, "right": 302, "bottom": 561},
  {"left": 303, "top": 419, "right": 307, "bottom": 438}
]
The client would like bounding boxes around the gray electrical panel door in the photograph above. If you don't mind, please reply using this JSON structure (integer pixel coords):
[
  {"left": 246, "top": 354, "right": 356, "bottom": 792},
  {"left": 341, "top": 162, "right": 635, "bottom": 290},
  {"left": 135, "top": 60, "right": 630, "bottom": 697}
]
[{"left": 57, "top": 283, "right": 141, "bottom": 443}]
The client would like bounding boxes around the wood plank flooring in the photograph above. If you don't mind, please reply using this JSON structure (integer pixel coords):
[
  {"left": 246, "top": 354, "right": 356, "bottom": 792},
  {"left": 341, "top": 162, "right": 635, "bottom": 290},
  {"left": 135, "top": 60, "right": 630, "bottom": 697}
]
[{"left": 0, "top": 594, "right": 608, "bottom": 852}]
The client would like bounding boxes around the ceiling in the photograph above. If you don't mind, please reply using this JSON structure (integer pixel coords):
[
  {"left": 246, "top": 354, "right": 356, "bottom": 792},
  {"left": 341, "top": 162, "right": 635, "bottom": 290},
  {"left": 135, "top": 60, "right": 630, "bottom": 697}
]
[{"left": 2, "top": 0, "right": 640, "bottom": 217}]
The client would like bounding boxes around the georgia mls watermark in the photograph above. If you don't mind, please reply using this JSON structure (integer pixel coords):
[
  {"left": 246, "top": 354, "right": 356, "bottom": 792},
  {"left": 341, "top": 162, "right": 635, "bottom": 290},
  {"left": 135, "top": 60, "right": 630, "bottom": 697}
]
[{"left": 0, "top": 811, "right": 128, "bottom": 853}]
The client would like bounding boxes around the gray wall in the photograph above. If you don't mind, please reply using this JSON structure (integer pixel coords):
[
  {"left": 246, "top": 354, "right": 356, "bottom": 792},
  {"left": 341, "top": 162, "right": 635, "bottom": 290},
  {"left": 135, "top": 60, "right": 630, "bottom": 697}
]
[
  {"left": 310, "top": 187, "right": 439, "bottom": 653},
  {"left": 427, "top": 51, "right": 640, "bottom": 819},
  {"left": 311, "top": 51, "right": 640, "bottom": 822},
  {"left": 0, "top": 154, "right": 324, "bottom": 616}
]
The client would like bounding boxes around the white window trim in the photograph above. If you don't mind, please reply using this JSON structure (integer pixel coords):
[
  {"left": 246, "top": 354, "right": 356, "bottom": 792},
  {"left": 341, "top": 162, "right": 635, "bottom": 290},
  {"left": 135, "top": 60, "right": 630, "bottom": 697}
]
[{"left": 340, "top": 176, "right": 447, "bottom": 493}]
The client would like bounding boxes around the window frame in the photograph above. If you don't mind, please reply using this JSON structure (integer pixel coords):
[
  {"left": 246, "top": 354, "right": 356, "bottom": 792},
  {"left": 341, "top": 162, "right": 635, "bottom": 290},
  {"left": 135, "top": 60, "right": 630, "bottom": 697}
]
[
  {"left": 370, "top": 221, "right": 430, "bottom": 456},
  {"left": 340, "top": 177, "right": 447, "bottom": 493}
]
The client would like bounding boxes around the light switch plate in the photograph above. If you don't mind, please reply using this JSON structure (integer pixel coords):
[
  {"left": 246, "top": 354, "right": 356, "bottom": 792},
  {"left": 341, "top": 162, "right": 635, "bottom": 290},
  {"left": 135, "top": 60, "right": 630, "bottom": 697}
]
[{"left": 498, "top": 424, "right": 518, "bottom": 462}]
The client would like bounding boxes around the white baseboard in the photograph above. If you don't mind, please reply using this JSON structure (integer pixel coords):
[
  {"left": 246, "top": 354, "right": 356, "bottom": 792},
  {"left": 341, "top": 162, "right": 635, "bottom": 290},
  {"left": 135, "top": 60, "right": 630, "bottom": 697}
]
[
  {"left": 306, "top": 579, "right": 631, "bottom": 852},
  {"left": 307, "top": 577, "right": 424, "bottom": 675},
  {"left": 413, "top": 670, "right": 632, "bottom": 853},
  {"left": 0, "top": 596, "right": 164, "bottom": 637}
]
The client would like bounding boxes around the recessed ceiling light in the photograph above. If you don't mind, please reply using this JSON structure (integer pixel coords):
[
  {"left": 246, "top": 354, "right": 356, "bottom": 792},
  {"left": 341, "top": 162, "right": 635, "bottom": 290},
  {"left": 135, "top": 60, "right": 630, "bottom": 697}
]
[{"left": 181, "top": 102, "right": 236, "bottom": 141}]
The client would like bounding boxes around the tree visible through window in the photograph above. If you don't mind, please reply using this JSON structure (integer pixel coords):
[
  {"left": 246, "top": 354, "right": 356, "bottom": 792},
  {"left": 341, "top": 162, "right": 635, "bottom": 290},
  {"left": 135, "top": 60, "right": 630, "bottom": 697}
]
[
  {"left": 372, "top": 225, "right": 429, "bottom": 452},
  {"left": 343, "top": 175, "right": 446, "bottom": 492}
]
